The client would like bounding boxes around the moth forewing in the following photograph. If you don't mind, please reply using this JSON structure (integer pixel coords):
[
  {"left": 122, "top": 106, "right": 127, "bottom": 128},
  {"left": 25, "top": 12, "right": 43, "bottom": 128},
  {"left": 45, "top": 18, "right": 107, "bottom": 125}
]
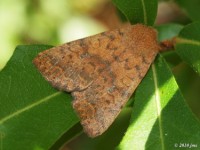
[{"left": 33, "top": 24, "right": 160, "bottom": 137}]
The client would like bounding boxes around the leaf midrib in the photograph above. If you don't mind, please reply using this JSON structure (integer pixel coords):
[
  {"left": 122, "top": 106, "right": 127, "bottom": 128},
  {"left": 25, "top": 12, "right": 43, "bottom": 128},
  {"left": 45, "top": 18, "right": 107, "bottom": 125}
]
[
  {"left": 152, "top": 64, "right": 165, "bottom": 150},
  {"left": 0, "top": 92, "right": 62, "bottom": 125},
  {"left": 141, "top": 0, "right": 147, "bottom": 24},
  {"left": 176, "top": 37, "right": 200, "bottom": 46}
]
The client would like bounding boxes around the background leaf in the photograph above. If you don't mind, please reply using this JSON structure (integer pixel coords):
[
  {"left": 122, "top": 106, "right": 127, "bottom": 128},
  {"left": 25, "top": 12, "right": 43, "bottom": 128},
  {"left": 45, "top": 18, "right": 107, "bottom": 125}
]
[
  {"left": 173, "top": 62, "right": 200, "bottom": 119},
  {"left": 155, "top": 23, "right": 183, "bottom": 68},
  {"left": 175, "top": 0, "right": 200, "bottom": 21},
  {"left": 65, "top": 108, "right": 132, "bottom": 150},
  {"left": 155, "top": 23, "right": 200, "bottom": 120},
  {"left": 112, "top": 0, "right": 158, "bottom": 25},
  {"left": 155, "top": 23, "right": 183, "bottom": 42},
  {"left": 0, "top": 45, "right": 79, "bottom": 150},
  {"left": 156, "top": 23, "right": 200, "bottom": 119},
  {"left": 175, "top": 22, "right": 200, "bottom": 75},
  {"left": 118, "top": 54, "right": 200, "bottom": 150}
]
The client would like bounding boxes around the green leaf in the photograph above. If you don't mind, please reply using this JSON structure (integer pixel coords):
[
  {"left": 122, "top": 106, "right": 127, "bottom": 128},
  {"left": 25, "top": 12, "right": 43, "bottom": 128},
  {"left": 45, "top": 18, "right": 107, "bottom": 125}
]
[
  {"left": 155, "top": 23, "right": 183, "bottom": 68},
  {"left": 155, "top": 23, "right": 183, "bottom": 42},
  {"left": 175, "top": 0, "right": 200, "bottom": 21},
  {"left": 0, "top": 45, "right": 79, "bottom": 150},
  {"left": 118, "top": 54, "right": 200, "bottom": 150},
  {"left": 175, "top": 22, "right": 200, "bottom": 75},
  {"left": 112, "top": 0, "right": 158, "bottom": 25},
  {"left": 173, "top": 62, "right": 200, "bottom": 119}
]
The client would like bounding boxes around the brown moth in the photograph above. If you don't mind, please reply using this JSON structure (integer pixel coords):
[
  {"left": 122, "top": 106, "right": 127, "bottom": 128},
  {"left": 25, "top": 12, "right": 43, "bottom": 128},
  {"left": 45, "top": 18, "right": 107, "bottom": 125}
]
[{"left": 33, "top": 24, "right": 160, "bottom": 137}]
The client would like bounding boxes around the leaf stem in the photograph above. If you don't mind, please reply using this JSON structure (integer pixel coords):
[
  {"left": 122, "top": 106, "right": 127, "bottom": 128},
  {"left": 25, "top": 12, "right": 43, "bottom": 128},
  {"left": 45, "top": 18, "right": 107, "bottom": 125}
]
[{"left": 158, "top": 37, "right": 176, "bottom": 52}]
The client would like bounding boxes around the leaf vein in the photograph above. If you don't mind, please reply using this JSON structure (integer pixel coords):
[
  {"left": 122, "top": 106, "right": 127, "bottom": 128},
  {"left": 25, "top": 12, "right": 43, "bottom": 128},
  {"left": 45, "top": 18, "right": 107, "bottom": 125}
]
[
  {"left": 176, "top": 37, "right": 200, "bottom": 46},
  {"left": 152, "top": 64, "right": 165, "bottom": 150},
  {"left": 141, "top": 0, "right": 147, "bottom": 24},
  {"left": 0, "top": 92, "right": 62, "bottom": 125}
]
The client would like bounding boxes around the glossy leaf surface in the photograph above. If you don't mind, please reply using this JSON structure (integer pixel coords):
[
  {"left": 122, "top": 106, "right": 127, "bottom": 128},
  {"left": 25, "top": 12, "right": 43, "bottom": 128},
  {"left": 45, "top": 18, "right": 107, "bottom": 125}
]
[
  {"left": 112, "top": 0, "right": 158, "bottom": 25},
  {"left": 118, "top": 55, "right": 200, "bottom": 150},
  {"left": 175, "top": 22, "right": 200, "bottom": 75},
  {"left": 0, "top": 45, "right": 79, "bottom": 150}
]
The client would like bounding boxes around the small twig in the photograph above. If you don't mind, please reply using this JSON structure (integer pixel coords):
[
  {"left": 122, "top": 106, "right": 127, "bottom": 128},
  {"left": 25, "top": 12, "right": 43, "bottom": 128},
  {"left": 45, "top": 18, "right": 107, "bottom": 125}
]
[{"left": 159, "top": 37, "right": 176, "bottom": 52}]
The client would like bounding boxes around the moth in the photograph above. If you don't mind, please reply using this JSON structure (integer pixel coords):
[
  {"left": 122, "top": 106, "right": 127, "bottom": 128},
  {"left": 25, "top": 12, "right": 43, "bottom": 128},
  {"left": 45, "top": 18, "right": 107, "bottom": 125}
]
[{"left": 33, "top": 24, "right": 160, "bottom": 137}]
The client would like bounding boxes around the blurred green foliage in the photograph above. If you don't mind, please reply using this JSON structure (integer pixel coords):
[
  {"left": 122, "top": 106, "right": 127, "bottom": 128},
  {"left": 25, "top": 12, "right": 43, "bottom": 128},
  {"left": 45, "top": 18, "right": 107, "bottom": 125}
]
[{"left": 0, "top": 0, "right": 107, "bottom": 70}]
